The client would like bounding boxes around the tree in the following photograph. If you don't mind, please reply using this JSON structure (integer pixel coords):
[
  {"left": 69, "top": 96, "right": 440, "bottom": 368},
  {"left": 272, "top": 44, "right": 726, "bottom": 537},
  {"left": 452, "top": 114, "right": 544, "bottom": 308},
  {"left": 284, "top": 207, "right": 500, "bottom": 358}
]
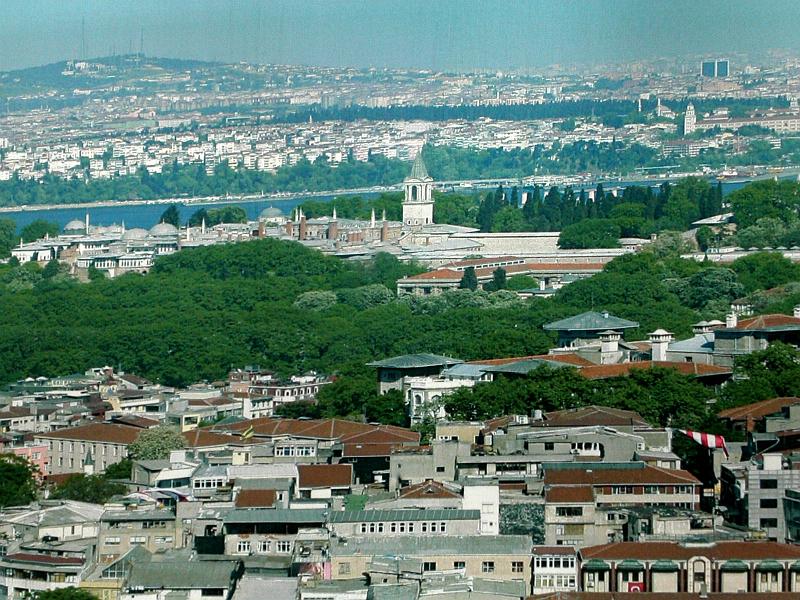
[
  {"left": 50, "top": 474, "right": 126, "bottom": 504},
  {"left": 558, "top": 219, "right": 621, "bottom": 249},
  {"left": 38, "top": 588, "right": 98, "bottom": 600},
  {"left": 491, "top": 206, "right": 528, "bottom": 232},
  {"left": 188, "top": 208, "right": 209, "bottom": 227},
  {"left": 0, "top": 218, "right": 16, "bottom": 257},
  {"left": 21, "top": 219, "right": 59, "bottom": 243},
  {"left": 294, "top": 290, "right": 338, "bottom": 311},
  {"left": 159, "top": 204, "right": 181, "bottom": 227},
  {"left": 732, "top": 252, "right": 800, "bottom": 293},
  {"left": 103, "top": 458, "right": 133, "bottom": 480},
  {"left": 458, "top": 266, "right": 479, "bottom": 291},
  {"left": 669, "top": 268, "right": 744, "bottom": 311},
  {"left": 0, "top": 454, "right": 38, "bottom": 507},
  {"left": 127, "top": 427, "right": 184, "bottom": 460},
  {"left": 728, "top": 179, "right": 800, "bottom": 229},
  {"left": 506, "top": 275, "right": 538, "bottom": 291},
  {"left": 696, "top": 225, "right": 714, "bottom": 252},
  {"left": 484, "top": 268, "right": 507, "bottom": 292}
]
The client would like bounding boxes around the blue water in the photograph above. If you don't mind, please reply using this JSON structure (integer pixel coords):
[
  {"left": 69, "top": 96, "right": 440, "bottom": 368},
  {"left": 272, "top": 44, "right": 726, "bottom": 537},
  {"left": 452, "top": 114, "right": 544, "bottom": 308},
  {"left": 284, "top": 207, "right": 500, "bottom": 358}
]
[
  {"left": 0, "top": 179, "right": 756, "bottom": 231},
  {"left": 0, "top": 193, "right": 356, "bottom": 231}
]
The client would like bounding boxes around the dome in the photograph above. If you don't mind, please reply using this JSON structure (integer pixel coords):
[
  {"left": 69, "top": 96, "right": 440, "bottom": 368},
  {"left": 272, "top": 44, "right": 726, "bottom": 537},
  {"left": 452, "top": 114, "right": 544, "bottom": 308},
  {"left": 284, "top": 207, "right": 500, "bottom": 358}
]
[
  {"left": 122, "top": 228, "right": 149, "bottom": 240},
  {"left": 149, "top": 222, "right": 179, "bottom": 236},
  {"left": 64, "top": 219, "right": 86, "bottom": 231},
  {"left": 260, "top": 206, "right": 284, "bottom": 219}
]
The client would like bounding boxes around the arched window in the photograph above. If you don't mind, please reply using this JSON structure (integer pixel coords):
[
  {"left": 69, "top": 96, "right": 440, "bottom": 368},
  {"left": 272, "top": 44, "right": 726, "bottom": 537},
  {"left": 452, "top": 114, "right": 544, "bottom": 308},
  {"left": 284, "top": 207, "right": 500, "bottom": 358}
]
[{"left": 411, "top": 185, "right": 418, "bottom": 201}]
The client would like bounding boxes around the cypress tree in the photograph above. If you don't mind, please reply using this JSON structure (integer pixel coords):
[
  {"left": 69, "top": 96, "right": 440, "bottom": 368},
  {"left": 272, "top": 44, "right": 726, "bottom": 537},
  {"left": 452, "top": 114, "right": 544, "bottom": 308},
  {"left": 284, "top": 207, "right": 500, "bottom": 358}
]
[{"left": 458, "top": 267, "right": 479, "bottom": 291}]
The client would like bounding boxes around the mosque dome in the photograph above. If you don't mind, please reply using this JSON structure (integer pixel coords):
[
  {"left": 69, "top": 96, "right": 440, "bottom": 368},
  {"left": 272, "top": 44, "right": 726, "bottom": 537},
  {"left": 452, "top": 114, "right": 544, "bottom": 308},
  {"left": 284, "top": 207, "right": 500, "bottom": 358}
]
[
  {"left": 122, "top": 228, "right": 149, "bottom": 240},
  {"left": 149, "top": 222, "right": 179, "bottom": 236},
  {"left": 259, "top": 206, "right": 284, "bottom": 219},
  {"left": 64, "top": 219, "right": 86, "bottom": 232}
]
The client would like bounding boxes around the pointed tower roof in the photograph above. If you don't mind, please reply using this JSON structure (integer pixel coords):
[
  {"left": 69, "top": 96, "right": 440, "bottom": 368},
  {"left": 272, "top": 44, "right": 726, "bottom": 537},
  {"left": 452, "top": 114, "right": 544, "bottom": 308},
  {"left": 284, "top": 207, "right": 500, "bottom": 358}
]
[{"left": 406, "top": 153, "right": 432, "bottom": 182}]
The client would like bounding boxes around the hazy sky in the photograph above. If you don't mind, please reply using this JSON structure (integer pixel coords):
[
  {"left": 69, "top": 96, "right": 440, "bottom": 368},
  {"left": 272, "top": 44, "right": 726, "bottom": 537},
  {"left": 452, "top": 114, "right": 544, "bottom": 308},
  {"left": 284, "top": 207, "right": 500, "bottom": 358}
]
[{"left": 1, "top": 0, "right": 799, "bottom": 72}]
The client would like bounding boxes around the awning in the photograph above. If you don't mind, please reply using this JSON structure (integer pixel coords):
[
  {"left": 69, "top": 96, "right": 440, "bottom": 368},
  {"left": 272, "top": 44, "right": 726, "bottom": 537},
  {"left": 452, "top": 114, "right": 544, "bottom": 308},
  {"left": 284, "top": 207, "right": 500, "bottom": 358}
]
[
  {"left": 616, "top": 559, "right": 645, "bottom": 571},
  {"left": 720, "top": 560, "right": 749, "bottom": 572},
  {"left": 583, "top": 559, "right": 611, "bottom": 572},
  {"left": 650, "top": 560, "right": 679, "bottom": 572},
  {"left": 755, "top": 560, "right": 784, "bottom": 573},
  {"left": 790, "top": 561, "right": 800, "bottom": 572}
]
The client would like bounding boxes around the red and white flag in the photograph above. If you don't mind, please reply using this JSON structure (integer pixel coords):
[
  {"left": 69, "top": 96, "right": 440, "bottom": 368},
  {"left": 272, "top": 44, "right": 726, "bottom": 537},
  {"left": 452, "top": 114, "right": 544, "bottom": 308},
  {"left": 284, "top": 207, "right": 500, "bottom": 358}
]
[{"left": 679, "top": 429, "right": 729, "bottom": 457}]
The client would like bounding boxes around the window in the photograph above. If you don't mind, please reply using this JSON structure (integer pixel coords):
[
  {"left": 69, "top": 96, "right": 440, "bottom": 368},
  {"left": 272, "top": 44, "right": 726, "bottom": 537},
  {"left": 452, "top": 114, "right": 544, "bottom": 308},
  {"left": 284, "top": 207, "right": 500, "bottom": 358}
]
[
  {"left": 257, "top": 540, "right": 271, "bottom": 553},
  {"left": 436, "top": 466, "right": 445, "bottom": 473},
  {"left": 408, "top": 523, "right": 415, "bottom": 533},
  {"left": 339, "top": 562, "right": 351, "bottom": 575},
  {"left": 512, "top": 561, "right": 524, "bottom": 573},
  {"left": 453, "top": 561, "right": 465, "bottom": 570},
  {"left": 544, "top": 442, "right": 554, "bottom": 451},
  {"left": 360, "top": 523, "right": 367, "bottom": 533},
  {"left": 390, "top": 523, "right": 396, "bottom": 533},
  {"left": 277, "top": 541, "right": 292, "bottom": 553},
  {"left": 423, "top": 562, "right": 437, "bottom": 572},
  {"left": 105, "top": 537, "right": 120, "bottom": 546},
  {"left": 760, "top": 518, "right": 778, "bottom": 528},
  {"left": 612, "top": 486, "right": 633, "bottom": 494},
  {"left": 421, "top": 523, "right": 427, "bottom": 533},
  {"left": 430, "top": 522, "right": 437, "bottom": 533},
  {"left": 237, "top": 541, "right": 250, "bottom": 553},
  {"left": 760, "top": 479, "right": 778, "bottom": 489},
  {"left": 556, "top": 507, "right": 583, "bottom": 517},
  {"left": 760, "top": 498, "right": 778, "bottom": 509},
  {"left": 482, "top": 561, "right": 495, "bottom": 574},
  {"left": 440, "top": 522, "right": 446, "bottom": 533},
  {"left": 155, "top": 536, "right": 173, "bottom": 544}
]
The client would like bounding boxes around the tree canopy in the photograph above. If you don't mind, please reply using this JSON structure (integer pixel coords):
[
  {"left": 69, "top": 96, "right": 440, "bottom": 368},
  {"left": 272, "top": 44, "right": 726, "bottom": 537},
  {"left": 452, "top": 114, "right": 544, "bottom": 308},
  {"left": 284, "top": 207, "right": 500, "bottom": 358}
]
[{"left": 127, "top": 427, "right": 185, "bottom": 460}]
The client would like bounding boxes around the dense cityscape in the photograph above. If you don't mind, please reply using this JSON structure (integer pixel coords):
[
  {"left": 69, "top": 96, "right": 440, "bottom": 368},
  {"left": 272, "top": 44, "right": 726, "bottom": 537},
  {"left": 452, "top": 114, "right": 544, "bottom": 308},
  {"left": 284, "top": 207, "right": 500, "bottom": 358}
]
[{"left": 4, "top": 3, "right": 800, "bottom": 600}]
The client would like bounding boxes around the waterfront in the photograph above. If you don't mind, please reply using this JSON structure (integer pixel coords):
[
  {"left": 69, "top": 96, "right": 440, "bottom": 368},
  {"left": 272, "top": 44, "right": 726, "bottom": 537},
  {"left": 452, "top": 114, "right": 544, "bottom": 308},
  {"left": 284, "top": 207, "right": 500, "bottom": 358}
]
[{"left": 0, "top": 177, "right": 769, "bottom": 231}]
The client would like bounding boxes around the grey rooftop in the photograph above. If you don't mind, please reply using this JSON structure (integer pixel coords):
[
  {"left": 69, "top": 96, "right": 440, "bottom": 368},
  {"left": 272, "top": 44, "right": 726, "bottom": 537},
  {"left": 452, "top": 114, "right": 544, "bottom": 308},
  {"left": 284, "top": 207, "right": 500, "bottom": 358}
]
[{"left": 543, "top": 310, "right": 639, "bottom": 332}]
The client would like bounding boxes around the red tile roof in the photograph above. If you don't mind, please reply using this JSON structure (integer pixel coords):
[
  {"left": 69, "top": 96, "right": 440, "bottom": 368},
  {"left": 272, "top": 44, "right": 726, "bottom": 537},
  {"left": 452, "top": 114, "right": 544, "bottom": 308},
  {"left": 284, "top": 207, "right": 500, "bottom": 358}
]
[
  {"left": 215, "top": 418, "right": 419, "bottom": 444},
  {"left": 399, "top": 479, "right": 461, "bottom": 500},
  {"left": 531, "top": 546, "right": 578, "bottom": 556},
  {"left": 734, "top": 314, "right": 800, "bottom": 330},
  {"left": 544, "top": 464, "right": 700, "bottom": 487},
  {"left": 183, "top": 429, "right": 259, "bottom": 448},
  {"left": 235, "top": 489, "right": 277, "bottom": 508},
  {"left": 298, "top": 463, "right": 353, "bottom": 489},
  {"left": 579, "top": 361, "right": 731, "bottom": 380},
  {"left": 581, "top": 540, "right": 800, "bottom": 561},
  {"left": 545, "top": 485, "right": 595, "bottom": 503},
  {"left": 5, "top": 552, "right": 84, "bottom": 566},
  {"left": 36, "top": 423, "right": 141, "bottom": 445},
  {"left": 341, "top": 442, "right": 405, "bottom": 457},
  {"left": 718, "top": 397, "right": 800, "bottom": 421},
  {"left": 535, "top": 406, "right": 651, "bottom": 428},
  {"left": 469, "top": 354, "right": 594, "bottom": 367}
]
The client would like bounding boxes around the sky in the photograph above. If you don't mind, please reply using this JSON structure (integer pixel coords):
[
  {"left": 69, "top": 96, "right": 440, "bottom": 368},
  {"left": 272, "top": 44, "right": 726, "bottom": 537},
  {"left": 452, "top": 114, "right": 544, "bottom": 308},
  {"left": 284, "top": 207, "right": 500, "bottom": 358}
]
[{"left": 1, "top": 0, "right": 799, "bottom": 72}]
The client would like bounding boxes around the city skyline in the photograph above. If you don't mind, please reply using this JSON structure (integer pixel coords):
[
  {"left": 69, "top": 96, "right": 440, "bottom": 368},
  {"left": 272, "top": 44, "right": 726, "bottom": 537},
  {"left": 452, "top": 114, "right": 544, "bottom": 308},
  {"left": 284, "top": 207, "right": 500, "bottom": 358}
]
[{"left": 2, "top": 0, "right": 800, "bottom": 73}]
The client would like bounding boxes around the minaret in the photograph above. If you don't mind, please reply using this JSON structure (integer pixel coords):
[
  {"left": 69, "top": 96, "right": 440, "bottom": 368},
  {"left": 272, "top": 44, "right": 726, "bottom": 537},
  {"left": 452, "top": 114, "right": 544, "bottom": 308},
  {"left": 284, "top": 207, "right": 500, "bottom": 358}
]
[
  {"left": 402, "top": 153, "right": 434, "bottom": 227},
  {"left": 328, "top": 206, "right": 339, "bottom": 241},
  {"left": 370, "top": 207, "right": 376, "bottom": 228},
  {"left": 201, "top": 218, "right": 206, "bottom": 235},
  {"left": 85, "top": 212, "right": 90, "bottom": 234},
  {"left": 381, "top": 209, "right": 388, "bottom": 242}
]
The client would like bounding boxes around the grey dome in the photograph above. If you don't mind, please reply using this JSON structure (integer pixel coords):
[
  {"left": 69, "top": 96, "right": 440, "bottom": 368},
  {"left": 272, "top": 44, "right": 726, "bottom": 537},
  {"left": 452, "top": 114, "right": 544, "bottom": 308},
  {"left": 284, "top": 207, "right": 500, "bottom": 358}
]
[
  {"left": 64, "top": 219, "right": 86, "bottom": 231},
  {"left": 149, "top": 222, "right": 178, "bottom": 236},
  {"left": 122, "top": 228, "right": 149, "bottom": 240},
  {"left": 260, "top": 206, "right": 284, "bottom": 219}
]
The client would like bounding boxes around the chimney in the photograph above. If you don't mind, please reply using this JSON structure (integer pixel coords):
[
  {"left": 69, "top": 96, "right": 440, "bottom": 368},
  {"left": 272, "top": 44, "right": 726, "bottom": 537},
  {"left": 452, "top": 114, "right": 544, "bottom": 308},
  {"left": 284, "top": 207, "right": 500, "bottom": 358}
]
[
  {"left": 726, "top": 312, "right": 738, "bottom": 329},
  {"left": 258, "top": 221, "right": 266, "bottom": 239},
  {"left": 380, "top": 209, "right": 388, "bottom": 242},
  {"left": 794, "top": 305, "right": 800, "bottom": 319},
  {"left": 284, "top": 217, "right": 293, "bottom": 238},
  {"left": 599, "top": 330, "right": 621, "bottom": 363},
  {"left": 692, "top": 321, "right": 711, "bottom": 335},
  {"left": 648, "top": 329, "right": 674, "bottom": 362}
]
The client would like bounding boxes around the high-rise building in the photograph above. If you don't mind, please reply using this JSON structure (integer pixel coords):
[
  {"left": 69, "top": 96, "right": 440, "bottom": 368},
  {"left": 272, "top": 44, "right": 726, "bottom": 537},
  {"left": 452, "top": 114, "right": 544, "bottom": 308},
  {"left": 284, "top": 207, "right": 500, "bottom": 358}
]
[{"left": 701, "top": 59, "right": 730, "bottom": 78}]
